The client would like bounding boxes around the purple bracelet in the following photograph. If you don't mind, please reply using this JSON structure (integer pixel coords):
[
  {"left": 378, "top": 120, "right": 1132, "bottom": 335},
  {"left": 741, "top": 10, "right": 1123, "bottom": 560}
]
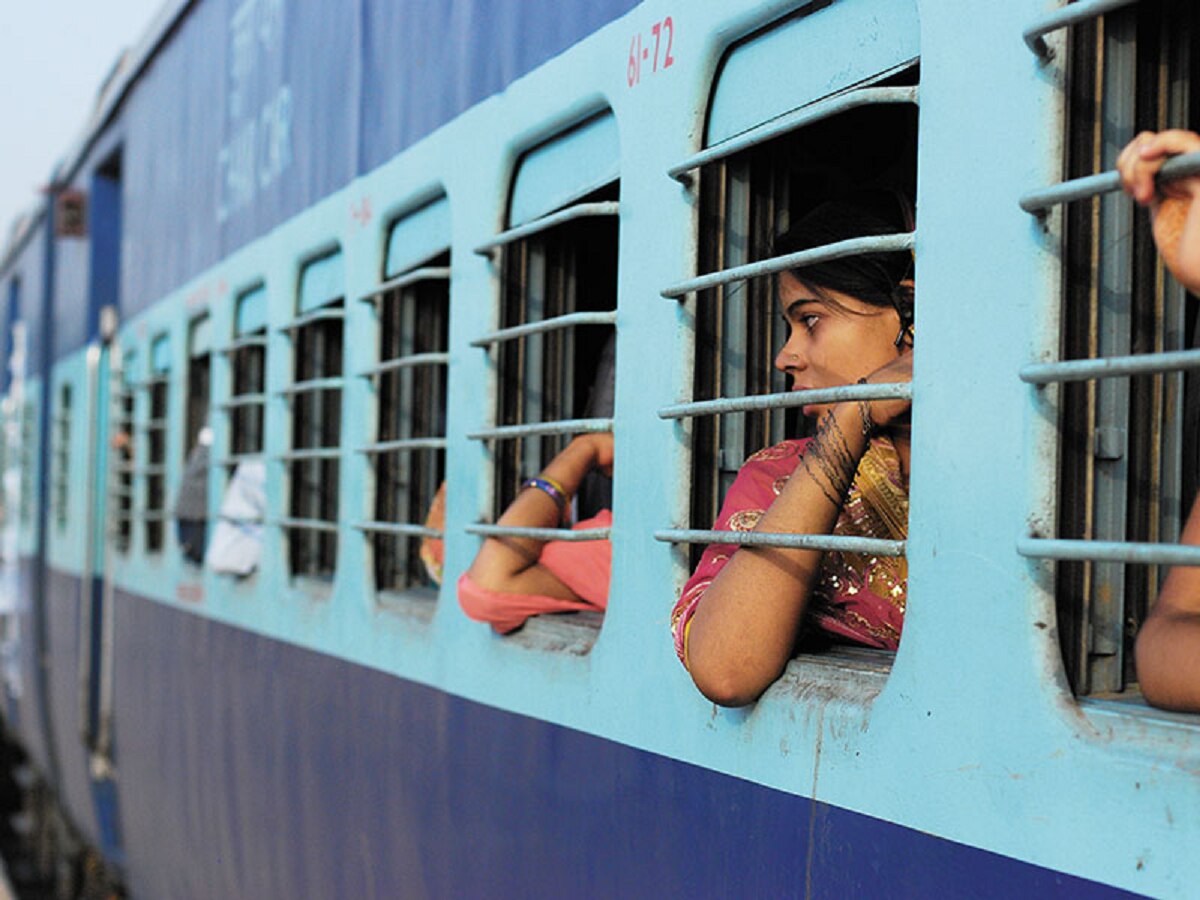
[{"left": 522, "top": 476, "right": 569, "bottom": 517}]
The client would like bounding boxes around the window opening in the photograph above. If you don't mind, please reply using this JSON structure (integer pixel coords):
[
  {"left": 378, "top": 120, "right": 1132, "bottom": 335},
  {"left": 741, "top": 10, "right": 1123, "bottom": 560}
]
[
  {"left": 490, "top": 182, "right": 619, "bottom": 514},
  {"left": 110, "top": 350, "right": 136, "bottom": 553},
  {"left": 177, "top": 315, "right": 212, "bottom": 565},
  {"left": 1040, "top": 0, "right": 1199, "bottom": 696},
  {"left": 53, "top": 382, "right": 71, "bottom": 532},
  {"left": 225, "top": 285, "right": 268, "bottom": 461},
  {"left": 284, "top": 252, "right": 344, "bottom": 580},
  {"left": 360, "top": 244, "right": 450, "bottom": 597},
  {"left": 145, "top": 335, "right": 170, "bottom": 553},
  {"left": 467, "top": 113, "right": 620, "bottom": 639},
  {"left": 18, "top": 399, "right": 35, "bottom": 529},
  {"left": 680, "top": 71, "right": 919, "bottom": 570}
]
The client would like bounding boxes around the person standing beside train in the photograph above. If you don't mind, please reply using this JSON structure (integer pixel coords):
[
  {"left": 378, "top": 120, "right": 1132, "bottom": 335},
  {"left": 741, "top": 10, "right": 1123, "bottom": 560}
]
[{"left": 1118, "top": 129, "right": 1200, "bottom": 713}]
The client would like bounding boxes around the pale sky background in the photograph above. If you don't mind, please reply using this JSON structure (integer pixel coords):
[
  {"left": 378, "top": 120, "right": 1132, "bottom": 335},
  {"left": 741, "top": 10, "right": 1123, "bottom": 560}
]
[{"left": 0, "top": 0, "right": 167, "bottom": 244}]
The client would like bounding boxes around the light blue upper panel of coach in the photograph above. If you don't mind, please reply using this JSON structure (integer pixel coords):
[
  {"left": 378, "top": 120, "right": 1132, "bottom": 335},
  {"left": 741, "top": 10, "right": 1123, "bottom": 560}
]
[
  {"left": 508, "top": 112, "right": 620, "bottom": 226},
  {"left": 706, "top": 0, "right": 919, "bottom": 146}
]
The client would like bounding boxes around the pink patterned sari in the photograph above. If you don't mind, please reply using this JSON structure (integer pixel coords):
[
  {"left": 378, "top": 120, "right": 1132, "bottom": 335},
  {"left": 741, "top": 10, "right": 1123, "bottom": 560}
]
[{"left": 671, "top": 436, "right": 908, "bottom": 668}]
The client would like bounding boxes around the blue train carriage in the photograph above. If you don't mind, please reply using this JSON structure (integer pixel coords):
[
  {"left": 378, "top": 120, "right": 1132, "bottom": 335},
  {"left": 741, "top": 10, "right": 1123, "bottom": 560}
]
[{"left": 0, "top": 0, "right": 1199, "bottom": 895}]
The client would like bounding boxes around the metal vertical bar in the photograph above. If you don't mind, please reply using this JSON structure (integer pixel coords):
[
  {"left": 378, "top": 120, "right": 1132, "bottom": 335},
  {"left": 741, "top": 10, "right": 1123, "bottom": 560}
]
[
  {"left": 1089, "top": 13, "right": 1138, "bottom": 693},
  {"left": 719, "top": 161, "right": 751, "bottom": 499}
]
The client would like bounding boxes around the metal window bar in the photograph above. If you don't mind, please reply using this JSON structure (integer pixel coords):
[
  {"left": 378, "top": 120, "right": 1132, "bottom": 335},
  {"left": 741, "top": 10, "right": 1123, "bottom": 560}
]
[
  {"left": 1021, "top": 151, "right": 1200, "bottom": 214},
  {"left": 1023, "top": 0, "right": 1139, "bottom": 59},
  {"left": 353, "top": 521, "right": 443, "bottom": 539},
  {"left": 142, "top": 510, "right": 170, "bottom": 522},
  {"left": 140, "top": 418, "right": 169, "bottom": 431},
  {"left": 357, "top": 352, "right": 449, "bottom": 380},
  {"left": 277, "top": 306, "right": 345, "bottom": 334},
  {"left": 358, "top": 267, "right": 451, "bottom": 304},
  {"left": 668, "top": 86, "right": 919, "bottom": 182},
  {"left": 654, "top": 529, "right": 905, "bottom": 556},
  {"left": 216, "top": 334, "right": 269, "bottom": 354},
  {"left": 276, "top": 448, "right": 341, "bottom": 462},
  {"left": 135, "top": 375, "right": 169, "bottom": 389},
  {"left": 662, "top": 233, "right": 916, "bottom": 299},
  {"left": 474, "top": 202, "right": 620, "bottom": 255},
  {"left": 468, "top": 417, "right": 613, "bottom": 442},
  {"left": 357, "top": 437, "right": 447, "bottom": 455},
  {"left": 1019, "top": 539, "right": 1200, "bottom": 566},
  {"left": 213, "top": 452, "right": 265, "bottom": 467},
  {"left": 1020, "top": 349, "right": 1200, "bottom": 384},
  {"left": 275, "top": 517, "right": 339, "bottom": 533},
  {"left": 466, "top": 524, "right": 611, "bottom": 542},
  {"left": 218, "top": 393, "right": 268, "bottom": 410},
  {"left": 276, "top": 377, "right": 344, "bottom": 397},
  {"left": 471, "top": 311, "right": 617, "bottom": 348},
  {"left": 659, "top": 382, "right": 912, "bottom": 420}
]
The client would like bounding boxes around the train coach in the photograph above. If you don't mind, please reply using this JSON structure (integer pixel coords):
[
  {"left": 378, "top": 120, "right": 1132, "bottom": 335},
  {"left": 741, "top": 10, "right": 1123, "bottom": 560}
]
[{"left": 0, "top": 0, "right": 1198, "bottom": 896}]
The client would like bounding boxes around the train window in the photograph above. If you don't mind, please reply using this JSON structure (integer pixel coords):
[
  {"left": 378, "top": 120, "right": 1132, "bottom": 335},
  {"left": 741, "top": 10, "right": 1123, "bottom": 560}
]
[
  {"left": 660, "top": 11, "right": 919, "bottom": 670},
  {"left": 358, "top": 196, "right": 450, "bottom": 601},
  {"left": 111, "top": 349, "right": 136, "bottom": 554},
  {"left": 18, "top": 398, "right": 34, "bottom": 529},
  {"left": 52, "top": 381, "right": 71, "bottom": 532},
  {"left": 470, "top": 112, "right": 619, "bottom": 639},
  {"left": 223, "top": 284, "right": 268, "bottom": 463},
  {"left": 185, "top": 314, "right": 211, "bottom": 454},
  {"left": 1027, "top": 1, "right": 1200, "bottom": 697},
  {"left": 282, "top": 249, "right": 344, "bottom": 581},
  {"left": 145, "top": 335, "right": 171, "bottom": 553}
]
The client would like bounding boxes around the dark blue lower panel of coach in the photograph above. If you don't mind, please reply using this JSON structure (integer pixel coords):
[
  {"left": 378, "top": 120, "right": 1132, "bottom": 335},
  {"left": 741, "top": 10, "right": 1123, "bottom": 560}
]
[{"left": 90, "top": 587, "right": 1139, "bottom": 899}]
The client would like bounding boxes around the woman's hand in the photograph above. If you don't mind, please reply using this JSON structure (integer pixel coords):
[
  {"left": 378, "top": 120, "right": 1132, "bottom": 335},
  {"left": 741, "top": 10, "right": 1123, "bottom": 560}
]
[
  {"left": 575, "top": 432, "right": 614, "bottom": 477},
  {"left": 860, "top": 346, "right": 913, "bottom": 429},
  {"left": 1118, "top": 130, "right": 1200, "bottom": 293}
]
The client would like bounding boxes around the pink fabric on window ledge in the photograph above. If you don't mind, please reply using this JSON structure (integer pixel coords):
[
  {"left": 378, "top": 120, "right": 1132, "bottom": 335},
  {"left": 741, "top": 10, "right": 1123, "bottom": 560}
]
[{"left": 457, "top": 510, "right": 612, "bottom": 634}]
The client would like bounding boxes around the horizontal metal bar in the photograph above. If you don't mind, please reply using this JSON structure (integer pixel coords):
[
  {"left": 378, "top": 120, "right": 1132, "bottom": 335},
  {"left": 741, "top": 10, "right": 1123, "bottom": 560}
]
[
  {"left": 218, "top": 393, "right": 268, "bottom": 410},
  {"left": 139, "top": 418, "right": 169, "bottom": 431},
  {"left": 357, "top": 352, "right": 449, "bottom": 379},
  {"left": 357, "top": 437, "right": 447, "bottom": 455},
  {"left": 1020, "top": 152, "right": 1200, "bottom": 214},
  {"left": 142, "top": 510, "right": 170, "bottom": 522},
  {"left": 276, "top": 377, "right": 344, "bottom": 397},
  {"left": 216, "top": 334, "right": 268, "bottom": 354},
  {"left": 1023, "top": 0, "right": 1138, "bottom": 59},
  {"left": 278, "top": 447, "right": 341, "bottom": 462},
  {"left": 213, "top": 452, "right": 264, "bottom": 467},
  {"left": 471, "top": 311, "right": 617, "bottom": 348},
  {"left": 659, "top": 382, "right": 911, "bottom": 420},
  {"left": 669, "top": 86, "right": 919, "bottom": 181},
  {"left": 474, "top": 202, "right": 619, "bottom": 255},
  {"left": 277, "top": 307, "right": 344, "bottom": 333},
  {"left": 1017, "top": 537, "right": 1200, "bottom": 566},
  {"left": 274, "top": 517, "right": 339, "bottom": 534},
  {"left": 135, "top": 376, "right": 169, "bottom": 390},
  {"left": 358, "top": 267, "right": 451, "bottom": 303},
  {"left": 662, "top": 233, "right": 915, "bottom": 299},
  {"left": 1021, "top": 348, "right": 1200, "bottom": 384},
  {"left": 466, "top": 524, "right": 610, "bottom": 542},
  {"left": 353, "top": 521, "right": 443, "bottom": 539},
  {"left": 467, "top": 417, "right": 613, "bottom": 441},
  {"left": 218, "top": 514, "right": 263, "bottom": 526},
  {"left": 655, "top": 529, "right": 905, "bottom": 556}
]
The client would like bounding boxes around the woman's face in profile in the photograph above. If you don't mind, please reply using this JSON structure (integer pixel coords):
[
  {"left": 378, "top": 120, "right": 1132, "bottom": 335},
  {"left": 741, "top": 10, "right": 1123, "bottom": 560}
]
[{"left": 773, "top": 271, "right": 902, "bottom": 419}]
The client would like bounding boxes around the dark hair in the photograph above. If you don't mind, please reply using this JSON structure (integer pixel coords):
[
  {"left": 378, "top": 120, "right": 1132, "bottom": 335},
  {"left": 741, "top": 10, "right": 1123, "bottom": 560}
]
[{"left": 772, "top": 195, "right": 915, "bottom": 342}]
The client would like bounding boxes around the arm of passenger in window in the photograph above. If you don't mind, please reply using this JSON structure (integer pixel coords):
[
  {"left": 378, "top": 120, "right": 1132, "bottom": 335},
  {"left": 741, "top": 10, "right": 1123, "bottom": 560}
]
[
  {"left": 1135, "top": 497, "right": 1200, "bottom": 713},
  {"left": 684, "top": 403, "right": 872, "bottom": 708},
  {"left": 465, "top": 433, "right": 612, "bottom": 600}
]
